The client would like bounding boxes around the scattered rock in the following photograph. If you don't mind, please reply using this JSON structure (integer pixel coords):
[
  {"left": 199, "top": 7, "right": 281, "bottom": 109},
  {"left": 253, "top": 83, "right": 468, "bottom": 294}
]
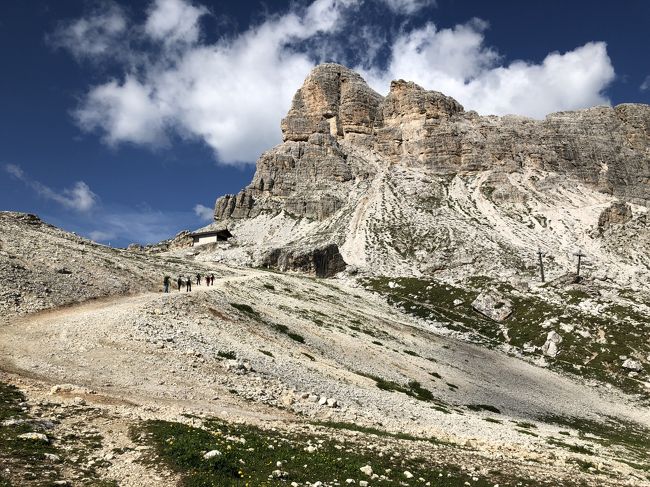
[
  {"left": 271, "top": 469, "right": 289, "bottom": 479},
  {"left": 541, "top": 331, "right": 563, "bottom": 358},
  {"left": 622, "top": 358, "right": 643, "bottom": 372},
  {"left": 360, "top": 465, "right": 373, "bottom": 476},
  {"left": 17, "top": 432, "right": 49, "bottom": 442},
  {"left": 44, "top": 453, "right": 61, "bottom": 463},
  {"left": 471, "top": 292, "right": 513, "bottom": 322},
  {"left": 598, "top": 201, "right": 633, "bottom": 232},
  {"left": 203, "top": 450, "right": 222, "bottom": 459}
]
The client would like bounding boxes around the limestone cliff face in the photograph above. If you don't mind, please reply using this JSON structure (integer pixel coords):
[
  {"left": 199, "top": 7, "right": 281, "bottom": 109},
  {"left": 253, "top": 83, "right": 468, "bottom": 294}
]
[
  {"left": 212, "top": 63, "right": 650, "bottom": 284},
  {"left": 216, "top": 63, "right": 649, "bottom": 224}
]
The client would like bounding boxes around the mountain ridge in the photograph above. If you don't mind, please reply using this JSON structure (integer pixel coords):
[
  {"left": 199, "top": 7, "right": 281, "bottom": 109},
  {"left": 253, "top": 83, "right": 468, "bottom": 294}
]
[{"left": 206, "top": 63, "right": 649, "bottom": 286}]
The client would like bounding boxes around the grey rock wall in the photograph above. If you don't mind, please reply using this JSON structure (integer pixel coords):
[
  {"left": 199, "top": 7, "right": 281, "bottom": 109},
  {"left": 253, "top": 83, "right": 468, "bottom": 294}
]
[{"left": 216, "top": 63, "right": 650, "bottom": 224}]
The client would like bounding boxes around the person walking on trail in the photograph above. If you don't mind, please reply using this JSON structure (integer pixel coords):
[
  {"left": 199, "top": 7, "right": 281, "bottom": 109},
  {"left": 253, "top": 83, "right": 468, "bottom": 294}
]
[
  {"left": 210, "top": 274, "right": 215, "bottom": 285},
  {"left": 205, "top": 275, "right": 210, "bottom": 286},
  {"left": 186, "top": 277, "right": 192, "bottom": 292},
  {"left": 177, "top": 277, "right": 182, "bottom": 291},
  {"left": 196, "top": 273, "right": 201, "bottom": 285},
  {"left": 163, "top": 276, "right": 170, "bottom": 293}
]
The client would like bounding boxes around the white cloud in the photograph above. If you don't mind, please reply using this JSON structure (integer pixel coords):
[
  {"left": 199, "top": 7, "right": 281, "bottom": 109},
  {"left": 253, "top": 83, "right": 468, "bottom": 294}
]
[
  {"left": 4, "top": 164, "right": 98, "bottom": 212},
  {"left": 641, "top": 75, "right": 650, "bottom": 92},
  {"left": 68, "top": 0, "right": 358, "bottom": 164},
  {"left": 49, "top": 2, "right": 127, "bottom": 61},
  {"left": 144, "top": 0, "right": 207, "bottom": 46},
  {"left": 380, "top": 0, "right": 435, "bottom": 14},
  {"left": 58, "top": 0, "right": 616, "bottom": 164},
  {"left": 76, "top": 77, "right": 167, "bottom": 147},
  {"left": 361, "top": 21, "right": 615, "bottom": 119},
  {"left": 193, "top": 203, "right": 213, "bottom": 221}
]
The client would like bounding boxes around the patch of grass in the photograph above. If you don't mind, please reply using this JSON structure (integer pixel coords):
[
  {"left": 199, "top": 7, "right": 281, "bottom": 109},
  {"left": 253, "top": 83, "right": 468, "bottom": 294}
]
[
  {"left": 301, "top": 352, "right": 316, "bottom": 361},
  {"left": 565, "top": 289, "right": 591, "bottom": 304},
  {"left": 0, "top": 382, "right": 64, "bottom": 485},
  {"left": 514, "top": 421, "right": 537, "bottom": 429},
  {"left": 430, "top": 371, "right": 442, "bottom": 379},
  {"left": 446, "top": 382, "right": 459, "bottom": 390},
  {"left": 467, "top": 404, "right": 501, "bottom": 414},
  {"left": 483, "top": 418, "right": 503, "bottom": 424},
  {"left": 407, "top": 380, "right": 435, "bottom": 401},
  {"left": 216, "top": 350, "right": 236, "bottom": 360},
  {"left": 272, "top": 323, "right": 305, "bottom": 343},
  {"left": 133, "top": 418, "right": 505, "bottom": 487},
  {"left": 229, "top": 302, "right": 258, "bottom": 316},
  {"left": 374, "top": 376, "right": 408, "bottom": 394},
  {"left": 258, "top": 349, "right": 274, "bottom": 357},
  {"left": 516, "top": 428, "right": 539, "bottom": 437},
  {"left": 541, "top": 414, "right": 649, "bottom": 463},
  {"left": 547, "top": 438, "right": 592, "bottom": 455},
  {"left": 287, "top": 331, "right": 305, "bottom": 343},
  {"left": 372, "top": 340, "right": 383, "bottom": 346},
  {"left": 404, "top": 349, "right": 421, "bottom": 357},
  {"left": 365, "top": 276, "right": 650, "bottom": 397},
  {"left": 358, "top": 372, "right": 437, "bottom": 403},
  {"left": 263, "top": 283, "right": 275, "bottom": 290}
]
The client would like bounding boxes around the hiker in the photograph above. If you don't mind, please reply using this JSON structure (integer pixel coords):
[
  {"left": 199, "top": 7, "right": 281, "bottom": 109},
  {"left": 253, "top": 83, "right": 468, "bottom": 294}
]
[
  {"left": 196, "top": 273, "right": 201, "bottom": 285},
  {"left": 177, "top": 277, "right": 182, "bottom": 291},
  {"left": 205, "top": 275, "right": 210, "bottom": 286},
  {"left": 210, "top": 274, "right": 215, "bottom": 285},
  {"left": 163, "top": 276, "right": 170, "bottom": 293},
  {"left": 186, "top": 277, "right": 192, "bottom": 292}
]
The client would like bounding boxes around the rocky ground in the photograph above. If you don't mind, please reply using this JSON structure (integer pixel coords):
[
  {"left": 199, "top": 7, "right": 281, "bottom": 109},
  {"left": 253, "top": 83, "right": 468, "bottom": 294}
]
[
  {"left": 1, "top": 212, "right": 649, "bottom": 486},
  {"left": 0, "top": 212, "right": 225, "bottom": 320}
]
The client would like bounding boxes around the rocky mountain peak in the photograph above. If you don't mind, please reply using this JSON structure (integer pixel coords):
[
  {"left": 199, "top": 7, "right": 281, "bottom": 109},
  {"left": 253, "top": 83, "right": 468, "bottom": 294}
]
[
  {"left": 212, "top": 63, "right": 649, "bottom": 285},
  {"left": 281, "top": 63, "right": 383, "bottom": 141},
  {"left": 384, "top": 79, "right": 464, "bottom": 122}
]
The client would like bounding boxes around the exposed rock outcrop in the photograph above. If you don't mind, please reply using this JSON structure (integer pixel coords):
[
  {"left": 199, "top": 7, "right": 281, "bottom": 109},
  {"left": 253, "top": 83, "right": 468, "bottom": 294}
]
[
  {"left": 211, "top": 63, "right": 650, "bottom": 285},
  {"left": 262, "top": 243, "right": 346, "bottom": 278},
  {"left": 598, "top": 201, "right": 633, "bottom": 232},
  {"left": 471, "top": 291, "right": 513, "bottom": 322}
]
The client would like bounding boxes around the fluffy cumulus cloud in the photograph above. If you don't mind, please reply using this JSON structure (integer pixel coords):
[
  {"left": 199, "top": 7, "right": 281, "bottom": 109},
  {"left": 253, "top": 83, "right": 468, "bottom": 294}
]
[
  {"left": 193, "top": 203, "right": 213, "bottom": 221},
  {"left": 144, "top": 0, "right": 208, "bottom": 46},
  {"left": 55, "top": 0, "right": 616, "bottom": 165},
  {"left": 60, "top": 0, "right": 357, "bottom": 163},
  {"left": 361, "top": 21, "right": 615, "bottom": 119},
  {"left": 77, "top": 77, "right": 167, "bottom": 146},
  {"left": 4, "top": 164, "right": 98, "bottom": 212}
]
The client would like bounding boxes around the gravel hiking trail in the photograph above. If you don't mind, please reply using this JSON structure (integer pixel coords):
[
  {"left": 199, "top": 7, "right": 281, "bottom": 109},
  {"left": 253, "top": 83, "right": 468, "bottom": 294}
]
[{"left": 0, "top": 270, "right": 286, "bottom": 421}]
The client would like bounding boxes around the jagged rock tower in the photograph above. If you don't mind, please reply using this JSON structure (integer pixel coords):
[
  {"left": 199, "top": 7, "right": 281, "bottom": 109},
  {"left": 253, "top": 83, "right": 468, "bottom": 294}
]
[{"left": 209, "top": 64, "right": 650, "bottom": 284}]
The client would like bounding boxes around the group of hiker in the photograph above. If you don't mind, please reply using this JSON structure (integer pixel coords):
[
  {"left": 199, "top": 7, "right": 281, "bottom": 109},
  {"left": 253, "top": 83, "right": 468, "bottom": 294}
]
[{"left": 163, "top": 273, "right": 215, "bottom": 293}]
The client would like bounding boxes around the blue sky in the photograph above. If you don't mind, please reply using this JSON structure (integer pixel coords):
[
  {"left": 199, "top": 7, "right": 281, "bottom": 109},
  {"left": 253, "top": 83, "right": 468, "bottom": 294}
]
[{"left": 1, "top": 0, "right": 649, "bottom": 247}]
